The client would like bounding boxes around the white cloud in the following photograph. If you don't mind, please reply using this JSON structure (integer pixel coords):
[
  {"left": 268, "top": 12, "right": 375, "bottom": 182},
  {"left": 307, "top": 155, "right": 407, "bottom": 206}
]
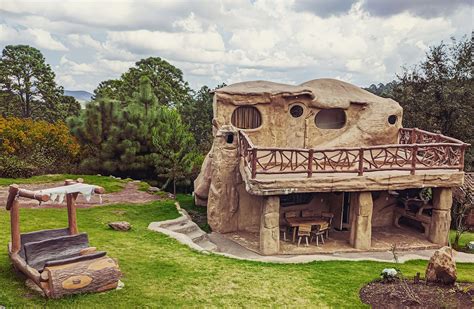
[
  {"left": 0, "top": 0, "right": 471, "bottom": 91},
  {"left": 0, "top": 25, "right": 68, "bottom": 51}
]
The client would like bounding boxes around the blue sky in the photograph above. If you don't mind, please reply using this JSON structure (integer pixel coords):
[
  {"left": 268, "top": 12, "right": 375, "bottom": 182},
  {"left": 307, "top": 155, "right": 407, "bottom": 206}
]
[{"left": 0, "top": 0, "right": 471, "bottom": 92}]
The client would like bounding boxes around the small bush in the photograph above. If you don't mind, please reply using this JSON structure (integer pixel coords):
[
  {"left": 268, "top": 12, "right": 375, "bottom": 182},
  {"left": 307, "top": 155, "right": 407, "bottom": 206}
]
[
  {"left": 0, "top": 155, "right": 36, "bottom": 178},
  {"left": 0, "top": 117, "right": 80, "bottom": 176}
]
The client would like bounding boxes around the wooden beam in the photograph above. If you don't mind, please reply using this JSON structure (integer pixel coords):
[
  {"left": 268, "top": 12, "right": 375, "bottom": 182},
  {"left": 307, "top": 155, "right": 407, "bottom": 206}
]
[
  {"left": 10, "top": 198, "right": 21, "bottom": 254},
  {"left": 6, "top": 185, "right": 49, "bottom": 210}
]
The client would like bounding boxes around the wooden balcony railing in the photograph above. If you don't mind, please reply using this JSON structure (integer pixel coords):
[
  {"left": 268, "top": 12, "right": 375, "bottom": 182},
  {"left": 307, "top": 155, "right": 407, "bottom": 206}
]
[{"left": 238, "top": 128, "right": 469, "bottom": 179}]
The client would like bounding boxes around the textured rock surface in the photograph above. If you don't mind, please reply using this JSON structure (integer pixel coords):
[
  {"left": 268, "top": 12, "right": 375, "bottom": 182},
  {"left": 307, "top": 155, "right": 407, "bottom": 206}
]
[
  {"left": 259, "top": 196, "right": 280, "bottom": 255},
  {"left": 428, "top": 188, "right": 453, "bottom": 245},
  {"left": 349, "top": 192, "right": 373, "bottom": 250},
  {"left": 425, "top": 246, "right": 457, "bottom": 285},
  {"left": 206, "top": 126, "right": 240, "bottom": 233},
  {"left": 108, "top": 221, "right": 131, "bottom": 231}
]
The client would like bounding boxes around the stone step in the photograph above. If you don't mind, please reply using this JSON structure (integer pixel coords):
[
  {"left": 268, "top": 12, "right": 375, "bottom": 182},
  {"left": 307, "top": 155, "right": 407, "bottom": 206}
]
[
  {"left": 195, "top": 238, "right": 218, "bottom": 252},
  {"left": 186, "top": 229, "right": 207, "bottom": 242},
  {"left": 167, "top": 221, "right": 199, "bottom": 234},
  {"left": 157, "top": 215, "right": 189, "bottom": 229}
]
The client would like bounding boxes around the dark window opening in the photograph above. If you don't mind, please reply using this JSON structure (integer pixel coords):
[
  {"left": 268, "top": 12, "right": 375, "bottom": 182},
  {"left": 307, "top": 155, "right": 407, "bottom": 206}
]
[
  {"left": 280, "top": 193, "right": 313, "bottom": 207},
  {"left": 315, "top": 108, "right": 346, "bottom": 129},
  {"left": 226, "top": 133, "right": 234, "bottom": 144},
  {"left": 290, "top": 105, "right": 304, "bottom": 118},
  {"left": 231, "top": 106, "right": 262, "bottom": 129},
  {"left": 388, "top": 115, "right": 398, "bottom": 125}
]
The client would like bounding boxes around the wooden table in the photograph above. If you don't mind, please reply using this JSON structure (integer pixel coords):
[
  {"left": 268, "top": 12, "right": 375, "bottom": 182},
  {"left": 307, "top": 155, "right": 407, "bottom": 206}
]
[{"left": 285, "top": 217, "right": 328, "bottom": 242}]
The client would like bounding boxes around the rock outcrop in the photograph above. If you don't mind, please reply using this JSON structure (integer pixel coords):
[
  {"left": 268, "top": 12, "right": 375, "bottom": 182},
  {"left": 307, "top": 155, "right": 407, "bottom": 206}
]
[{"left": 425, "top": 246, "right": 457, "bottom": 285}]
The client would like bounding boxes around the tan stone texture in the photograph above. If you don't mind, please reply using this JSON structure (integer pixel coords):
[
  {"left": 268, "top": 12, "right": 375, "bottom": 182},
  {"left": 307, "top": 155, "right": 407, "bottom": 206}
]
[
  {"left": 425, "top": 246, "right": 457, "bottom": 285},
  {"left": 432, "top": 187, "right": 453, "bottom": 210},
  {"left": 349, "top": 192, "right": 373, "bottom": 250},
  {"left": 429, "top": 209, "right": 451, "bottom": 245},
  {"left": 259, "top": 196, "right": 280, "bottom": 255}
]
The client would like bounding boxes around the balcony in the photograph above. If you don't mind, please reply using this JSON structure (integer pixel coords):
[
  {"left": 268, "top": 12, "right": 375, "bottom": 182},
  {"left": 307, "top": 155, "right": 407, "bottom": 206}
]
[{"left": 238, "top": 128, "right": 469, "bottom": 195}]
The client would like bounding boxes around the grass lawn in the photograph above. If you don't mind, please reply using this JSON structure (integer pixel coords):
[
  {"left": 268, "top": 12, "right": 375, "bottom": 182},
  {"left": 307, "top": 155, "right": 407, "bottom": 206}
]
[
  {"left": 450, "top": 230, "right": 474, "bottom": 252},
  {"left": 0, "top": 198, "right": 472, "bottom": 307},
  {"left": 0, "top": 174, "right": 127, "bottom": 193}
]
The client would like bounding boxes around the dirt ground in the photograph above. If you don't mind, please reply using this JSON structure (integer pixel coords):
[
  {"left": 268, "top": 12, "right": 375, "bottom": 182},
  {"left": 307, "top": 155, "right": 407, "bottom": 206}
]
[
  {"left": 360, "top": 279, "right": 473, "bottom": 308},
  {"left": 0, "top": 181, "right": 162, "bottom": 208}
]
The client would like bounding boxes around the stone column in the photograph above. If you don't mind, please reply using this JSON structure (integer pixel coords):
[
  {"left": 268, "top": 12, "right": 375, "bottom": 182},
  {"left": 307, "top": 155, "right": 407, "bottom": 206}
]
[
  {"left": 349, "top": 192, "right": 373, "bottom": 250},
  {"left": 259, "top": 196, "right": 280, "bottom": 255},
  {"left": 428, "top": 187, "right": 452, "bottom": 246}
]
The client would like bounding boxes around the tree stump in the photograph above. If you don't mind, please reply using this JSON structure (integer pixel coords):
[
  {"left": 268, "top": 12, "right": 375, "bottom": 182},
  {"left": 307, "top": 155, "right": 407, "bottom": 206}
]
[{"left": 44, "top": 256, "right": 122, "bottom": 298}]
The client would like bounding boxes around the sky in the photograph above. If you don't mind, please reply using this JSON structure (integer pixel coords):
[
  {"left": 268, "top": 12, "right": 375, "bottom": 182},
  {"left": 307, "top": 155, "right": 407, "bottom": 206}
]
[{"left": 0, "top": 0, "right": 472, "bottom": 92}]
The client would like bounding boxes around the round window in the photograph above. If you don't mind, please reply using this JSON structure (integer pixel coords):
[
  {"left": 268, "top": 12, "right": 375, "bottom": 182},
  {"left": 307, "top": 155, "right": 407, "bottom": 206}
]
[
  {"left": 290, "top": 105, "right": 304, "bottom": 118},
  {"left": 388, "top": 115, "right": 398, "bottom": 125}
]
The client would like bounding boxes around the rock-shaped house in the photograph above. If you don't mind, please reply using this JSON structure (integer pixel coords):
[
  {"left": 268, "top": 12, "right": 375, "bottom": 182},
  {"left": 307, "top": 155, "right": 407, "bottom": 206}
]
[{"left": 194, "top": 79, "right": 469, "bottom": 255}]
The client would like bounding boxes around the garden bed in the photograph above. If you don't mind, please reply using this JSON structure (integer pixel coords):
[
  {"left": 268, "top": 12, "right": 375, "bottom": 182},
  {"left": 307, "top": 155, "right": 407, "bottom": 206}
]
[{"left": 360, "top": 279, "right": 473, "bottom": 308}]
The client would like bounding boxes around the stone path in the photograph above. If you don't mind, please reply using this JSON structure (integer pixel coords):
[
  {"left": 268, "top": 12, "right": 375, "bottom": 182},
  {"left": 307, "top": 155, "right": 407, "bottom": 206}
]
[
  {"left": 0, "top": 181, "right": 162, "bottom": 208},
  {"left": 148, "top": 206, "right": 217, "bottom": 252}
]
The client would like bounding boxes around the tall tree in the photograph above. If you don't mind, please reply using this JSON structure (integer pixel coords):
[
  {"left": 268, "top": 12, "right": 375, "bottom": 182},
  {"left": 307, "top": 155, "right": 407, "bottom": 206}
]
[
  {"left": 392, "top": 36, "right": 473, "bottom": 169},
  {"left": 92, "top": 57, "right": 191, "bottom": 107},
  {"left": 0, "top": 45, "right": 79, "bottom": 121}
]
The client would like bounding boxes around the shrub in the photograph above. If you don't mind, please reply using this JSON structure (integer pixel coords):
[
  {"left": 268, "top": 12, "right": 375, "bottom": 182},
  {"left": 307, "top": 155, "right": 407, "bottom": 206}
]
[
  {"left": 0, "top": 155, "right": 36, "bottom": 178},
  {"left": 0, "top": 117, "right": 80, "bottom": 177}
]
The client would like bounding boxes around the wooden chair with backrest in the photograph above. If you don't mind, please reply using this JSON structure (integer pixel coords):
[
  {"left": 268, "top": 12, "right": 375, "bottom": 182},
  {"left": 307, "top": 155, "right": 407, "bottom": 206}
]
[
  {"left": 321, "top": 212, "right": 334, "bottom": 238},
  {"left": 297, "top": 224, "right": 311, "bottom": 247},
  {"left": 310, "top": 224, "right": 325, "bottom": 246}
]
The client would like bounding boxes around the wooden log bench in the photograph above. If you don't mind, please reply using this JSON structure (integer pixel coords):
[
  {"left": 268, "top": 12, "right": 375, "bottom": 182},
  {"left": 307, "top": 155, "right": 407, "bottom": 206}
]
[{"left": 393, "top": 197, "right": 433, "bottom": 236}]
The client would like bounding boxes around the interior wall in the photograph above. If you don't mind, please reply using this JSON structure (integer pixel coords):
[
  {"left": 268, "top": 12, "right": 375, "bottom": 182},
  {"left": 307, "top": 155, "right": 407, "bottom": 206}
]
[
  {"left": 371, "top": 191, "right": 397, "bottom": 227},
  {"left": 236, "top": 183, "right": 264, "bottom": 233}
]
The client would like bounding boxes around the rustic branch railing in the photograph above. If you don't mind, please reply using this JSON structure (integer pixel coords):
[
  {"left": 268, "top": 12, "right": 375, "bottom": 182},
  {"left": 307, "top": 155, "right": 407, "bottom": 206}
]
[{"left": 238, "top": 128, "right": 469, "bottom": 179}]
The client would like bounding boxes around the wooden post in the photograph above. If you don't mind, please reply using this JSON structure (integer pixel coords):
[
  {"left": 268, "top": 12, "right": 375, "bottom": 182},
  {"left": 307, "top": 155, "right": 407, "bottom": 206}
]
[
  {"left": 411, "top": 128, "right": 417, "bottom": 144},
  {"left": 65, "top": 180, "right": 79, "bottom": 235},
  {"left": 411, "top": 145, "right": 418, "bottom": 175},
  {"left": 251, "top": 148, "right": 257, "bottom": 179},
  {"left": 308, "top": 149, "right": 313, "bottom": 177},
  {"left": 459, "top": 144, "right": 466, "bottom": 171},
  {"left": 358, "top": 148, "right": 364, "bottom": 176},
  {"left": 10, "top": 198, "right": 21, "bottom": 254}
]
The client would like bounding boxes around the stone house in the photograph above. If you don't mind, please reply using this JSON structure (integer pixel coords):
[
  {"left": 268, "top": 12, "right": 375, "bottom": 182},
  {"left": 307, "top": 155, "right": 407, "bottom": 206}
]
[{"left": 194, "top": 79, "right": 469, "bottom": 255}]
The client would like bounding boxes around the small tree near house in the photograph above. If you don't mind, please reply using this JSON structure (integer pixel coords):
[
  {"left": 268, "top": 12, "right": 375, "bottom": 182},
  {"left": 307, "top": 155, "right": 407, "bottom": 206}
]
[
  {"left": 452, "top": 188, "right": 473, "bottom": 249},
  {"left": 152, "top": 107, "right": 201, "bottom": 195}
]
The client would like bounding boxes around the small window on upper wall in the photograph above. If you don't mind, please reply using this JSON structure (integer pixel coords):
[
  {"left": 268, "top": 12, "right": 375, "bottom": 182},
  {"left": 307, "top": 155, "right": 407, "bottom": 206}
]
[
  {"left": 315, "top": 108, "right": 346, "bottom": 129},
  {"left": 231, "top": 106, "right": 262, "bottom": 129}
]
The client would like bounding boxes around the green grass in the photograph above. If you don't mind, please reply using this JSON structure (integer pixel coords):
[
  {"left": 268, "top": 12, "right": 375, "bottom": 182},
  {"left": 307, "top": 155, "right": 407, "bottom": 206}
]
[
  {"left": 0, "top": 174, "right": 127, "bottom": 193},
  {"left": 450, "top": 230, "right": 474, "bottom": 252},
  {"left": 176, "top": 194, "right": 210, "bottom": 232},
  {"left": 0, "top": 201, "right": 472, "bottom": 307}
]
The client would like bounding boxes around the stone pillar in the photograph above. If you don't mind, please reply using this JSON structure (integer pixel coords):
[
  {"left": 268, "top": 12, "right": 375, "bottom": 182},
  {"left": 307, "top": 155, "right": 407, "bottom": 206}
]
[
  {"left": 259, "top": 196, "right": 280, "bottom": 255},
  {"left": 428, "top": 187, "right": 452, "bottom": 246},
  {"left": 349, "top": 192, "right": 373, "bottom": 250}
]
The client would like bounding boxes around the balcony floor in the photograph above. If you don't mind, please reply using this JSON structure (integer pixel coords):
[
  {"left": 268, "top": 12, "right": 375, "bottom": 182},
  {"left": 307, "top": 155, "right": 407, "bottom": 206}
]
[{"left": 240, "top": 162, "right": 464, "bottom": 195}]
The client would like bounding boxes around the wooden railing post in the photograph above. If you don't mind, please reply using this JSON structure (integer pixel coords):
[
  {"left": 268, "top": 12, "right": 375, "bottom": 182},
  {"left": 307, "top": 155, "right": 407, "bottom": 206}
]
[
  {"left": 358, "top": 148, "right": 364, "bottom": 176},
  {"left": 65, "top": 179, "right": 79, "bottom": 235},
  {"left": 411, "top": 128, "right": 417, "bottom": 144},
  {"left": 459, "top": 144, "right": 466, "bottom": 171},
  {"left": 251, "top": 148, "right": 257, "bottom": 179},
  {"left": 411, "top": 145, "right": 418, "bottom": 175},
  {"left": 9, "top": 186, "right": 21, "bottom": 254},
  {"left": 308, "top": 149, "right": 314, "bottom": 177}
]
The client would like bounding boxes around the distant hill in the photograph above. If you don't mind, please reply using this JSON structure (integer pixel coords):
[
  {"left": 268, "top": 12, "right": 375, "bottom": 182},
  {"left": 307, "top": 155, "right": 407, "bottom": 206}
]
[{"left": 64, "top": 90, "right": 93, "bottom": 108}]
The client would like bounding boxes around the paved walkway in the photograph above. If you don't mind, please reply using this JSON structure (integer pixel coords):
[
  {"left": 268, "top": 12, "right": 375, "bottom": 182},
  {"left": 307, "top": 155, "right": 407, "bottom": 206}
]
[{"left": 209, "top": 233, "right": 474, "bottom": 263}]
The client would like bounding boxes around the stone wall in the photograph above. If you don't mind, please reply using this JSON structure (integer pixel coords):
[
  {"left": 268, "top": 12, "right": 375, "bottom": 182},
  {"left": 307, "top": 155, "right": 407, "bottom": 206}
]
[
  {"left": 428, "top": 188, "right": 453, "bottom": 246},
  {"left": 349, "top": 192, "right": 373, "bottom": 250},
  {"left": 259, "top": 196, "right": 280, "bottom": 255},
  {"left": 371, "top": 191, "right": 397, "bottom": 227}
]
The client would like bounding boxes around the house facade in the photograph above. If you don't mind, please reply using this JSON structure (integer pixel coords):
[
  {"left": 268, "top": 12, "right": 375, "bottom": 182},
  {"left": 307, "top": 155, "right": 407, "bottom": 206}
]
[{"left": 194, "top": 79, "right": 468, "bottom": 255}]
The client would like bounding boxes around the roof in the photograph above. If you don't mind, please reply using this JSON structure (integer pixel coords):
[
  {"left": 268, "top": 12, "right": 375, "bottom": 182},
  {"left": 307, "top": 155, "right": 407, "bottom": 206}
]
[
  {"left": 453, "top": 172, "right": 474, "bottom": 202},
  {"left": 215, "top": 78, "right": 398, "bottom": 109}
]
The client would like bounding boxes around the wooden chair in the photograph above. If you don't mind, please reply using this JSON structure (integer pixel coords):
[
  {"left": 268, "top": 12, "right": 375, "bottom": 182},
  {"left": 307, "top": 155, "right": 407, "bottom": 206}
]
[
  {"left": 297, "top": 224, "right": 311, "bottom": 247},
  {"left": 279, "top": 225, "right": 288, "bottom": 241},
  {"left": 321, "top": 212, "right": 334, "bottom": 238},
  {"left": 310, "top": 225, "right": 325, "bottom": 246}
]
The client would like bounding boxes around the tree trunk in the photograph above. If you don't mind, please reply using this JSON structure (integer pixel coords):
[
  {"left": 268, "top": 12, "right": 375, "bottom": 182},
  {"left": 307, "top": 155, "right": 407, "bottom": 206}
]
[{"left": 173, "top": 178, "right": 176, "bottom": 196}]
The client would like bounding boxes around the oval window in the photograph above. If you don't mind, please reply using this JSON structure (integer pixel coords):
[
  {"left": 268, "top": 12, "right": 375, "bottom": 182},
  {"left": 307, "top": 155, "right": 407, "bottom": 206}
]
[
  {"left": 388, "top": 115, "right": 397, "bottom": 125},
  {"left": 290, "top": 105, "right": 304, "bottom": 118},
  {"left": 315, "top": 108, "right": 346, "bottom": 129},
  {"left": 231, "top": 106, "right": 262, "bottom": 129}
]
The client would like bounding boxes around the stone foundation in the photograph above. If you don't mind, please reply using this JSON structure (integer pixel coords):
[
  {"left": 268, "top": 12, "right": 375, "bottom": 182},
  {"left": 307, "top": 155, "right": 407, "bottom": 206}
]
[
  {"left": 349, "top": 192, "right": 373, "bottom": 250},
  {"left": 428, "top": 188, "right": 453, "bottom": 246}
]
